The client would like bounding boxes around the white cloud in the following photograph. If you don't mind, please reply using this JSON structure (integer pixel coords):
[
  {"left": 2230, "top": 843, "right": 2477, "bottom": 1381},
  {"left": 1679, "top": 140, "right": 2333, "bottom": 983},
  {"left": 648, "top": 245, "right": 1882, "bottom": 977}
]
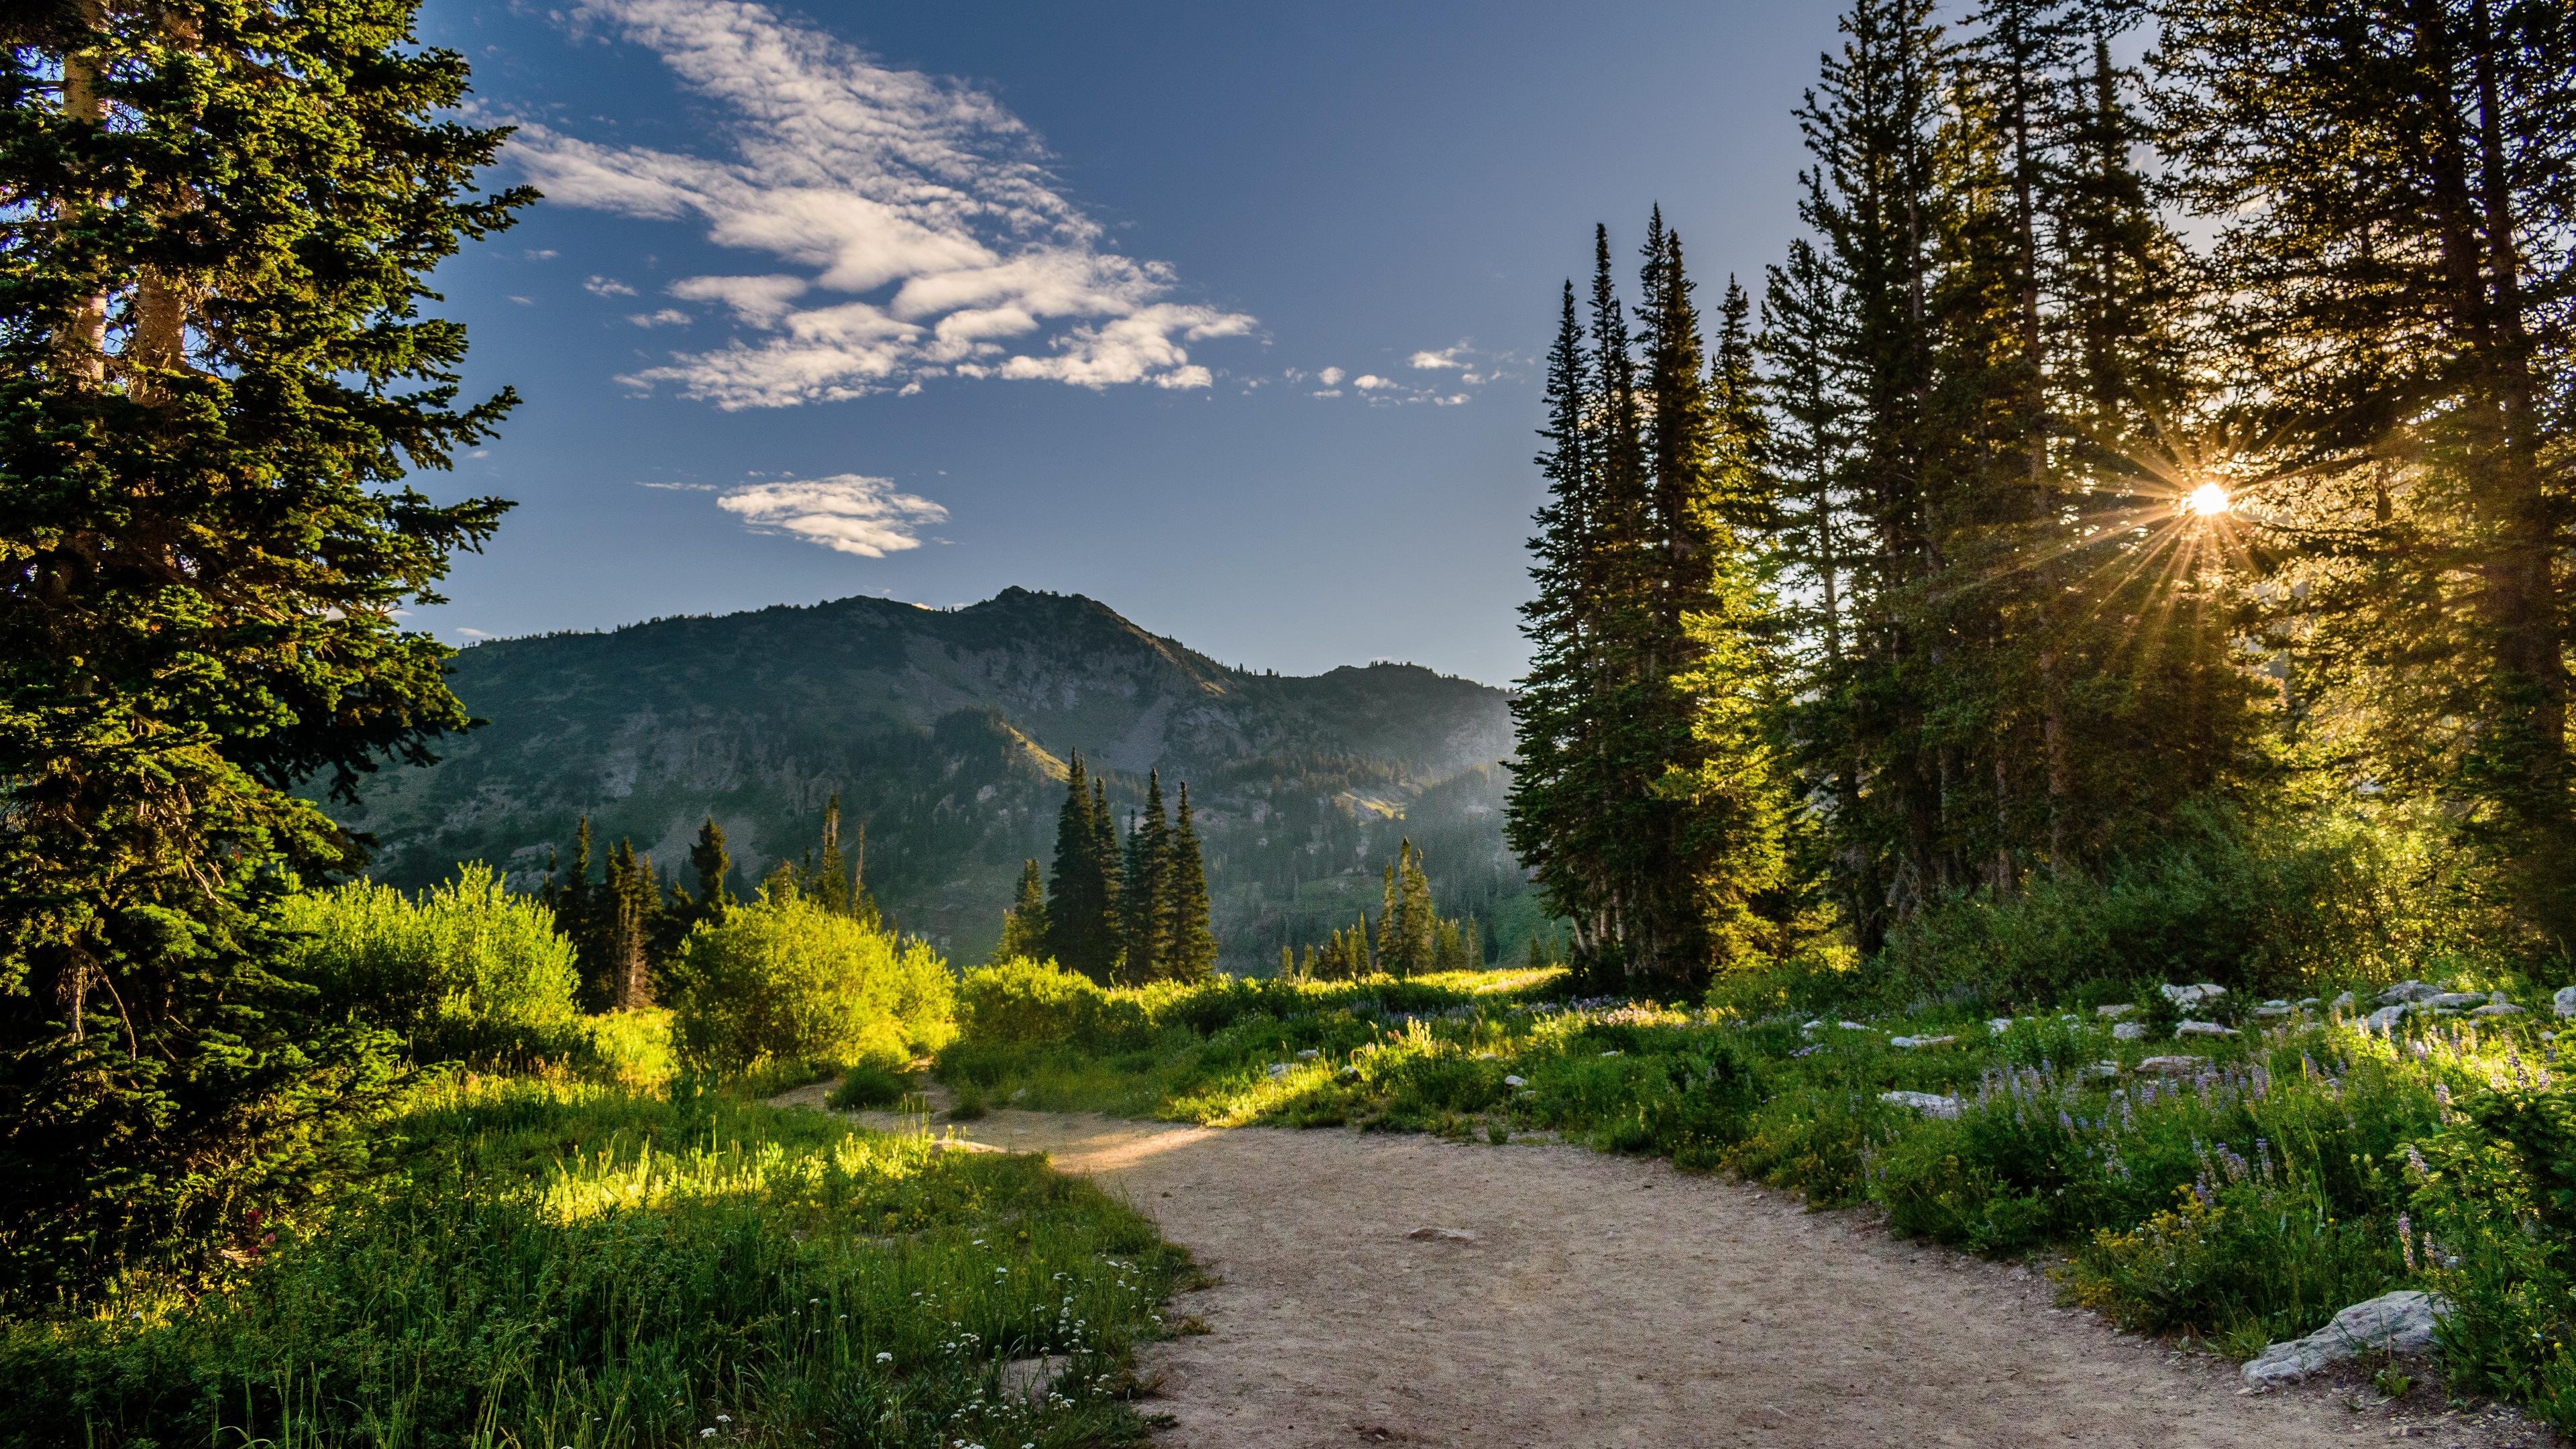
[
  {"left": 1409, "top": 345, "right": 1468, "bottom": 370},
  {"left": 517, "top": 0, "right": 1254, "bottom": 407},
  {"left": 1316, "top": 366, "right": 1345, "bottom": 386},
  {"left": 455, "top": 627, "right": 496, "bottom": 640},
  {"left": 633, "top": 479, "right": 716, "bottom": 491},
  {"left": 585, "top": 275, "right": 639, "bottom": 297},
  {"left": 629, "top": 308, "right": 693, "bottom": 327},
  {"left": 716, "top": 474, "right": 948, "bottom": 556},
  {"left": 1354, "top": 374, "right": 1394, "bottom": 391}
]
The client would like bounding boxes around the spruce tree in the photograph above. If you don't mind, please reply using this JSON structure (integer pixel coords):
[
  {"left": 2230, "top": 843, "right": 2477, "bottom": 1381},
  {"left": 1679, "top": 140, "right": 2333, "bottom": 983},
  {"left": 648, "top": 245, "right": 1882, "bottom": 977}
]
[
  {"left": 2158, "top": 0, "right": 2576, "bottom": 942},
  {"left": 599, "top": 839, "right": 658, "bottom": 1011},
  {"left": 1121, "top": 772, "right": 1175, "bottom": 983},
  {"left": 684, "top": 814, "right": 734, "bottom": 926},
  {"left": 810, "top": 792, "right": 851, "bottom": 916},
  {"left": 1044, "top": 753, "right": 1118, "bottom": 982},
  {"left": 994, "top": 859, "right": 1050, "bottom": 963},
  {"left": 1164, "top": 782, "right": 1219, "bottom": 981}
]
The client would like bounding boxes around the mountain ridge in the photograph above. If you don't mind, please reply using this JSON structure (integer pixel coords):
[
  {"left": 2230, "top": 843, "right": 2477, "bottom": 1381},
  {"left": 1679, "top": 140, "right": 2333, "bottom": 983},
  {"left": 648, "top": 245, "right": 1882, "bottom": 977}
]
[{"left": 335, "top": 587, "right": 1539, "bottom": 967}]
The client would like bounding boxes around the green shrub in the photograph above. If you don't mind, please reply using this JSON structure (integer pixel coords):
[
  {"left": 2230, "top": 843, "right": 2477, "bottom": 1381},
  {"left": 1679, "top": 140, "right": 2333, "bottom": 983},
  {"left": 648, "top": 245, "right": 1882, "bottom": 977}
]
[
  {"left": 1879, "top": 802, "right": 2493, "bottom": 1005},
  {"left": 668, "top": 893, "right": 956, "bottom": 1077},
  {"left": 828, "top": 1063, "right": 912, "bottom": 1110},
  {"left": 2414, "top": 1081, "right": 2576, "bottom": 1432},
  {"left": 276, "top": 865, "right": 584, "bottom": 1066}
]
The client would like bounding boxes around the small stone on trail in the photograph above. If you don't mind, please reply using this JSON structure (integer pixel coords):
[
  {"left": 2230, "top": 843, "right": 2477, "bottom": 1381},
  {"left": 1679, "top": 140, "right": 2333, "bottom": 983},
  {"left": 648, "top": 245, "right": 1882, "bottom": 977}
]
[
  {"left": 1880, "top": 1090, "right": 1962, "bottom": 1119},
  {"left": 1407, "top": 1226, "right": 1478, "bottom": 1243},
  {"left": 2240, "top": 1291, "right": 2447, "bottom": 1387},
  {"left": 2112, "top": 1022, "right": 2147, "bottom": 1041}
]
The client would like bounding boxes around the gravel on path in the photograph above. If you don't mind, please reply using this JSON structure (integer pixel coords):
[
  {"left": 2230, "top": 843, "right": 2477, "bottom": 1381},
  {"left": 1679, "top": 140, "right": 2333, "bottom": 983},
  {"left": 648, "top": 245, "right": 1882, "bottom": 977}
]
[{"left": 770, "top": 1081, "right": 2549, "bottom": 1448}]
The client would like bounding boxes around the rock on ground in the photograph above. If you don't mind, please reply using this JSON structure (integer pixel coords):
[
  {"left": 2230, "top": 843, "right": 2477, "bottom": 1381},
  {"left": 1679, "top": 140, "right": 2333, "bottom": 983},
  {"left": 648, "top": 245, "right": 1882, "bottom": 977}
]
[{"left": 2241, "top": 1291, "right": 2447, "bottom": 1387}]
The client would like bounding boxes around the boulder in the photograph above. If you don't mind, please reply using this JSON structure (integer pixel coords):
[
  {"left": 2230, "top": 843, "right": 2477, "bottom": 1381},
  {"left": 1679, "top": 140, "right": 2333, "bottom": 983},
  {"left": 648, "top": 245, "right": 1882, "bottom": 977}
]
[
  {"left": 2378, "top": 981, "right": 2441, "bottom": 1005},
  {"left": 2161, "top": 983, "right": 2227, "bottom": 1008},
  {"left": 2176, "top": 1020, "right": 2239, "bottom": 1037},
  {"left": 1989, "top": 1018, "right": 2015, "bottom": 1035},
  {"left": 2138, "top": 1056, "right": 2206, "bottom": 1075},
  {"left": 1839, "top": 1020, "right": 1874, "bottom": 1032},
  {"left": 1880, "top": 1090, "right": 1962, "bottom": 1119},
  {"left": 2112, "top": 1022, "right": 2147, "bottom": 1041},
  {"left": 2472, "top": 1002, "right": 2524, "bottom": 1018},
  {"left": 2097, "top": 1004, "right": 2135, "bottom": 1018},
  {"left": 2426, "top": 991, "right": 2490, "bottom": 1012},
  {"left": 2241, "top": 1291, "right": 2447, "bottom": 1387},
  {"left": 1890, "top": 1034, "right": 1956, "bottom": 1049},
  {"left": 2365, "top": 1004, "right": 2410, "bottom": 1031},
  {"left": 1267, "top": 1063, "right": 1293, "bottom": 1079},
  {"left": 2331, "top": 991, "right": 2356, "bottom": 1013},
  {"left": 2557, "top": 984, "right": 2576, "bottom": 1019},
  {"left": 2253, "top": 1004, "right": 2294, "bottom": 1019}
]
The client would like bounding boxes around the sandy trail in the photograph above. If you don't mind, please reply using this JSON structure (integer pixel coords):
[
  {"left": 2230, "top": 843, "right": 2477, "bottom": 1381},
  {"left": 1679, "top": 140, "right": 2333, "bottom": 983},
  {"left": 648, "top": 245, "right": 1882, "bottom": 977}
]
[{"left": 773, "top": 1084, "right": 2542, "bottom": 1448}]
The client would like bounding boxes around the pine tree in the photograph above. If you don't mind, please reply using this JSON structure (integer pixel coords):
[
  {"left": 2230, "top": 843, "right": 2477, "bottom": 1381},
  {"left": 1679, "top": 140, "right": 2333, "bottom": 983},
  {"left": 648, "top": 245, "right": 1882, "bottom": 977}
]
[
  {"left": 1044, "top": 753, "right": 1119, "bottom": 982},
  {"left": 810, "top": 792, "right": 852, "bottom": 916},
  {"left": 1164, "top": 782, "right": 1220, "bottom": 981},
  {"left": 598, "top": 839, "right": 659, "bottom": 1010},
  {"left": 1120, "top": 772, "right": 1175, "bottom": 983},
  {"left": 676, "top": 814, "right": 734, "bottom": 930},
  {"left": 2158, "top": 0, "right": 2576, "bottom": 942},
  {"left": 994, "top": 859, "right": 1050, "bottom": 963}
]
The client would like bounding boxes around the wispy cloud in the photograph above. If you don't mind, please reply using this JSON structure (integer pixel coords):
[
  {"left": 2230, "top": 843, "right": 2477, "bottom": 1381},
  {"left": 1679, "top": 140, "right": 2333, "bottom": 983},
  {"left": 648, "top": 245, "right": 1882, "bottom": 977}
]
[
  {"left": 716, "top": 474, "right": 948, "bottom": 556},
  {"left": 516, "top": 0, "right": 1254, "bottom": 408},
  {"left": 1409, "top": 345, "right": 1468, "bottom": 370},
  {"left": 585, "top": 274, "right": 639, "bottom": 297},
  {"left": 629, "top": 308, "right": 693, "bottom": 327},
  {"left": 633, "top": 479, "right": 716, "bottom": 491}
]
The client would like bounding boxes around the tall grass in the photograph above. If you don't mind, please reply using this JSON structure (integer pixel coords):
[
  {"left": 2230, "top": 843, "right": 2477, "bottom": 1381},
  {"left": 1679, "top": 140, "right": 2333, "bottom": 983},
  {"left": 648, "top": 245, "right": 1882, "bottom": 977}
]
[{"left": 2, "top": 1077, "right": 1188, "bottom": 1449}]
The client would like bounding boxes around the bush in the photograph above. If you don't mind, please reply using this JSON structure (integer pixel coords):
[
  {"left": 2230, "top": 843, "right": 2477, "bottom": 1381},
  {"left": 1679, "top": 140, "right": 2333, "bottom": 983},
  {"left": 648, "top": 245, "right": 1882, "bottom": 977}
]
[
  {"left": 1879, "top": 802, "right": 2493, "bottom": 1006},
  {"left": 828, "top": 1063, "right": 912, "bottom": 1110},
  {"left": 668, "top": 893, "right": 955, "bottom": 1077},
  {"left": 276, "top": 865, "right": 584, "bottom": 1066},
  {"left": 2414, "top": 1082, "right": 2576, "bottom": 1432}
]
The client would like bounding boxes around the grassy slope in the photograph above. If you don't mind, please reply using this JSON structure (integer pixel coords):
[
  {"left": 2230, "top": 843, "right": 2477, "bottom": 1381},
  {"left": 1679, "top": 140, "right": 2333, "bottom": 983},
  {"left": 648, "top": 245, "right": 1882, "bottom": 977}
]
[{"left": 5, "top": 1076, "right": 1194, "bottom": 1449}]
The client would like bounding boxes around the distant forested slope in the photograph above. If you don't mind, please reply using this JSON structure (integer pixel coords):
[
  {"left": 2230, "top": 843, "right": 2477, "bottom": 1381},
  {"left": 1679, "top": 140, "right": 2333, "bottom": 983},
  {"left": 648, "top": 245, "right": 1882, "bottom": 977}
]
[{"left": 332, "top": 588, "right": 1539, "bottom": 967}]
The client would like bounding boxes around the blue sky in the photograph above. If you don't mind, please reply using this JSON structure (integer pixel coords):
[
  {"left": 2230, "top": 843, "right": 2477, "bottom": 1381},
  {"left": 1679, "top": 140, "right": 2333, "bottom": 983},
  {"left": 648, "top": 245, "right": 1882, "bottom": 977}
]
[{"left": 414, "top": 0, "right": 1843, "bottom": 685}]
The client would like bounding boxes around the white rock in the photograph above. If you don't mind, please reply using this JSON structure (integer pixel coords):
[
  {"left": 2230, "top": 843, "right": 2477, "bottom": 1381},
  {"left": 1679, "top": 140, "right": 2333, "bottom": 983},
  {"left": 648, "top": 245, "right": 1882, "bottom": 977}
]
[
  {"left": 2176, "top": 1020, "right": 2239, "bottom": 1037},
  {"left": 2138, "top": 1055, "right": 2206, "bottom": 1075},
  {"left": 2379, "top": 980, "right": 2440, "bottom": 1006},
  {"left": 2162, "top": 983, "right": 2227, "bottom": 1008},
  {"left": 1339, "top": 1064, "right": 1360, "bottom": 1077},
  {"left": 1890, "top": 1034, "right": 1956, "bottom": 1049},
  {"left": 2299, "top": 998, "right": 2322, "bottom": 1008},
  {"left": 2365, "top": 1004, "right": 2411, "bottom": 1031},
  {"left": 2241, "top": 1291, "right": 2447, "bottom": 1387},
  {"left": 2263, "top": 999, "right": 2290, "bottom": 1009},
  {"left": 1267, "top": 1063, "right": 1293, "bottom": 1079},
  {"left": 1989, "top": 1018, "right": 2015, "bottom": 1035},
  {"left": 1880, "top": 1090, "right": 1962, "bottom": 1119},
  {"left": 2253, "top": 1005, "right": 2293, "bottom": 1019},
  {"left": 2472, "top": 1002, "right": 2525, "bottom": 1018},
  {"left": 2112, "top": 1022, "right": 2147, "bottom": 1041},
  {"left": 2331, "top": 991, "right": 2356, "bottom": 1013},
  {"left": 1503, "top": 1075, "right": 1526, "bottom": 1088},
  {"left": 2096, "top": 1004, "right": 2135, "bottom": 1019},
  {"left": 1839, "top": 1020, "right": 1874, "bottom": 1032},
  {"left": 1297, "top": 1049, "right": 1321, "bottom": 1059},
  {"left": 2080, "top": 1061, "right": 2122, "bottom": 1079},
  {"left": 2556, "top": 984, "right": 2576, "bottom": 1018},
  {"left": 1600, "top": 1049, "right": 1622, "bottom": 1057},
  {"left": 2426, "top": 991, "right": 2489, "bottom": 1011}
]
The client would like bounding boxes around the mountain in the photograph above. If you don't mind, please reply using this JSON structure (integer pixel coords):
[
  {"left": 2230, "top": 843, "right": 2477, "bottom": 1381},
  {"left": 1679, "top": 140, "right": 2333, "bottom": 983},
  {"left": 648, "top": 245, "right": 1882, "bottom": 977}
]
[{"left": 332, "top": 587, "right": 1542, "bottom": 968}]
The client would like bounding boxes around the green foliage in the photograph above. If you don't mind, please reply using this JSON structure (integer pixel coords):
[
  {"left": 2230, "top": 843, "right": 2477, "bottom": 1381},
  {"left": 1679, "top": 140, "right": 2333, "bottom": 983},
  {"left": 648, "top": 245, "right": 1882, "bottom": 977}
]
[
  {"left": 666, "top": 892, "right": 955, "bottom": 1077},
  {"left": 826, "top": 1063, "right": 912, "bottom": 1111},
  {"left": 0, "top": 1077, "right": 1188, "bottom": 1448},
  {"left": 1878, "top": 802, "right": 2498, "bottom": 1004},
  {"left": 2413, "top": 1082, "right": 2576, "bottom": 1432},
  {"left": 276, "top": 866, "right": 584, "bottom": 1067},
  {"left": 0, "top": 0, "right": 525, "bottom": 1307}
]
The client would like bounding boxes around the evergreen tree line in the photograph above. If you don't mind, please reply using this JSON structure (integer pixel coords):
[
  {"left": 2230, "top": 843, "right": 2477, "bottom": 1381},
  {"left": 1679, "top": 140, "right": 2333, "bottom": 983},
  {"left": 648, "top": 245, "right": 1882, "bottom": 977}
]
[
  {"left": 1513, "top": 0, "right": 2576, "bottom": 989},
  {"left": 1280, "top": 839, "right": 1484, "bottom": 981},
  {"left": 1015, "top": 753, "right": 1219, "bottom": 985},
  {"left": 542, "top": 794, "right": 879, "bottom": 1010}
]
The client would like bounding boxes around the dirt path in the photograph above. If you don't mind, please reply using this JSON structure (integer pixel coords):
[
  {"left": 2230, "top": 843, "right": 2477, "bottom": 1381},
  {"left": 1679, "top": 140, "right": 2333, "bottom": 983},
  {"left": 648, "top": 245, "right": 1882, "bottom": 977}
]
[{"left": 773, "top": 1083, "right": 2546, "bottom": 1448}]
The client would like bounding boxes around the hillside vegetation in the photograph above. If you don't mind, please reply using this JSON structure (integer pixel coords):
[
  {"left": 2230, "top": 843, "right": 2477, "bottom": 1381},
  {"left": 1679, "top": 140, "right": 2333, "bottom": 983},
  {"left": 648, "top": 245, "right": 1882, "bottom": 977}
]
[{"left": 331, "top": 587, "right": 1533, "bottom": 967}]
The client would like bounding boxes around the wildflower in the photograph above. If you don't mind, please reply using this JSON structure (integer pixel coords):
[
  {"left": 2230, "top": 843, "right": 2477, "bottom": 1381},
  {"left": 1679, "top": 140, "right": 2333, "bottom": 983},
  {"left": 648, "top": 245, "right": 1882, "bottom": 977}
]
[
  {"left": 701, "top": 1432, "right": 716, "bottom": 1440},
  {"left": 2399, "top": 1212, "right": 2416, "bottom": 1272}
]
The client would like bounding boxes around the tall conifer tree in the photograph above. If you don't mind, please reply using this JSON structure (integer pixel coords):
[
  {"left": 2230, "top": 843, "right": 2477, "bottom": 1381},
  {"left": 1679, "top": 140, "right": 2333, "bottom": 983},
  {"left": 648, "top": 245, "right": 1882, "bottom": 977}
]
[{"left": 1165, "top": 783, "right": 1219, "bottom": 981}]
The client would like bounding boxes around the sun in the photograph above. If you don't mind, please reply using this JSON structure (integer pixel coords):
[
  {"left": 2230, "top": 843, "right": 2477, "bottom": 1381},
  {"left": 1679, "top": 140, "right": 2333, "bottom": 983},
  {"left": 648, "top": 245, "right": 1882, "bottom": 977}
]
[{"left": 2182, "top": 482, "right": 2233, "bottom": 517}]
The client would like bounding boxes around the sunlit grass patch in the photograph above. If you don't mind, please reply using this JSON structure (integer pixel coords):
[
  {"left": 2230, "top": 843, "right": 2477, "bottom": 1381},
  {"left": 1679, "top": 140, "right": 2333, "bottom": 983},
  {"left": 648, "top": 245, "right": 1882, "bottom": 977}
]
[{"left": 3, "top": 1076, "right": 1190, "bottom": 1449}]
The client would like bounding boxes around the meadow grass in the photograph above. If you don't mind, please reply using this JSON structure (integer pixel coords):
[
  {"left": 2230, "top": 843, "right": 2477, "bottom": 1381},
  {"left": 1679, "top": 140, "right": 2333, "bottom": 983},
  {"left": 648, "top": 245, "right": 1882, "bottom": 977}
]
[
  {"left": 943, "top": 958, "right": 2575, "bottom": 1422},
  {"left": 3, "top": 1075, "right": 1191, "bottom": 1449}
]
